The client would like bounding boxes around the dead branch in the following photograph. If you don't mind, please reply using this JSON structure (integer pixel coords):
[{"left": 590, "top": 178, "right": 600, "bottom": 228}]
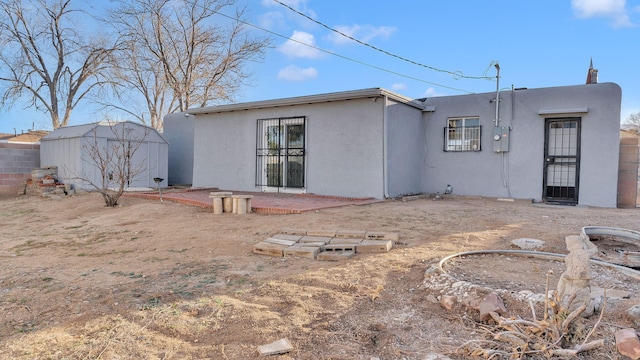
[
  {"left": 494, "top": 331, "right": 528, "bottom": 346},
  {"left": 550, "top": 339, "right": 605, "bottom": 356},
  {"left": 489, "top": 312, "right": 544, "bottom": 333},
  {"left": 544, "top": 270, "right": 552, "bottom": 321},
  {"left": 561, "top": 303, "right": 587, "bottom": 334},
  {"left": 529, "top": 299, "right": 537, "bottom": 321},
  {"left": 473, "top": 276, "right": 607, "bottom": 358},
  {"left": 582, "top": 290, "right": 606, "bottom": 346}
]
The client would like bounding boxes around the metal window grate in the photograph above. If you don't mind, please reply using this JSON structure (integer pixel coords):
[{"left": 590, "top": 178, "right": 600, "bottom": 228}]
[
  {"left": 256, "top": 117, "right": 306, "bottom": 188},
  {"left": 444, "top": 125, "right": 481, "bottom": 151}
]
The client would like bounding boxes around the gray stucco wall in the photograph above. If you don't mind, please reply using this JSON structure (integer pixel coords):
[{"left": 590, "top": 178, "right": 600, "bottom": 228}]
[
  {"left": 385, "top": 99, "right": 425, "bottom": 197},
  {"left": 421, "top": 82, "right": 621, "bottom": 207},
  {"left": 164, "top": 115, "right": 194, "bottom": 185},
  {"left": 190, "top": 98, "right": 386, "bottom": 198},
  {"left": 169, "top": 83, "right": 620, "bottom": 207}
]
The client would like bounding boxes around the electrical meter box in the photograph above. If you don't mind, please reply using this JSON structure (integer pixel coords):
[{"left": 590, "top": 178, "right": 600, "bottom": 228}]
[{"left": 493, "top": 126, "right": 510, "bottom": 152}]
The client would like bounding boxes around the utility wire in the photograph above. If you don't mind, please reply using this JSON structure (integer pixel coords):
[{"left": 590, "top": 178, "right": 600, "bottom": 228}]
[
  {"left": 213, "top": 11, "right": 475, "bottom": 93},
  {"left": 273, "top": 0, "right": 494, "bottom": 81}
]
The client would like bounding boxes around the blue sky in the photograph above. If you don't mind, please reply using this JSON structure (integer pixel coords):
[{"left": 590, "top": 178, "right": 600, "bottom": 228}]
[
  {"left": 1, "top": 0, "right": 639, "bottom": 133},
  {"left": 240, "top": 0, "right": 640, "bottom": 119}
]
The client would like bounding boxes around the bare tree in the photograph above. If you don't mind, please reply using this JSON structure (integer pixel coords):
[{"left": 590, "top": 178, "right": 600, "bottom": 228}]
[
  {"left": 106, "top": 0, "right": 269, "bottom": 130},
  {"left": 79, "top": 122, "right": 150, "bottom": 207},
  {"left": 0, "top": 0, "right": 115, "bottom": 129},
  {"left": 622, "top": 112, "right": 640, "bottom": 132}
]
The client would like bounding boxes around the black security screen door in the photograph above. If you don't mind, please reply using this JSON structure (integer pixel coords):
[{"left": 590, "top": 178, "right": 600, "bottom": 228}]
[
  {"left": 543, "top": 118, "right": 581, "bottom": 205},
  {"left": 256, "top": 117, "right": 306, "bottom": 189}
]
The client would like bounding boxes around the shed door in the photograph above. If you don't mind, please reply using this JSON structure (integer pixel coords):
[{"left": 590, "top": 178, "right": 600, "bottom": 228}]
[
  {"left": 543, "top": 118, "right": 580, "bottom": 205},
  {"left": 107, "top": 140, "right": 149, "bottom": 188}
]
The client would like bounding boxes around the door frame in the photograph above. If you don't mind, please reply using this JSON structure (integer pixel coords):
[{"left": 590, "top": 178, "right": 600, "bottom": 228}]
[
  {"left": 255, "top": 116, "right": 306, "bottom": 193},
  {"left": 542, "top": 117, "right": 581, "bottom": 205}
]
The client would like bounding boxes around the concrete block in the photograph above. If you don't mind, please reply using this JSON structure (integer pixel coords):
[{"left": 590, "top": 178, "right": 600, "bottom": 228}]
[
  {"left": 223, "top": 197, "right": 233, "bottom": 213},
  {"left": 621, "top": 137, "right": 639, "bottom": 145},
  {"left": 212, "top": 197, "right": 223, "bottom": 215},
  {"left": 272, "top": 233, "right": 303, "bottom": 242},
  {"left": 293, "top": 242, "right": 327, "bottom": 247},
  {"left": 299, "top": 235, "right": 332, "bottom": 244},
  {"left": 209, "top": 191, "right": 232, "bottom": 197},
  {"left": 329, "top": 238, "right": 363, "bottom": 244},
  {"left": 284, "top": 246, "right": 320, "bottom": 259},
  {"left": 322, "top": 244, "right": 356, "bottom": 252},
  {"left": 364, "top": 232, "right": 399, "bottom": 241},
  {"left": 619, "top": 151, "right": 639, "bottom": 163},
  {"left": 335, "top": 230, "right": 366, "bottom": 239},
  {"left": 232, "top": 195, "right": 253, "bottom": 214},
  {"left": 307, "top": 229, "right": 336, "bottom": 237},
  {"left": 252, "top": 241, "right": 287, "bottom": 257},
  {"left": 356, "top": 240, "right": 393, "bottom": 253},
  {"left": 264, "top": 237, "right": 297, "bottom": 246},
  {"left": 317, "top": 250, "right": 355, "bottom": 261},
  {"left": 364, "top": 231, "right": 388, "bottom": 240}
]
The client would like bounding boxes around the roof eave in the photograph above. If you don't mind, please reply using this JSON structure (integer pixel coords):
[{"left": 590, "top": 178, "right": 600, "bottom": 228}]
[{"left": 185, "top": 88, "right": 425, "bottom": 115}]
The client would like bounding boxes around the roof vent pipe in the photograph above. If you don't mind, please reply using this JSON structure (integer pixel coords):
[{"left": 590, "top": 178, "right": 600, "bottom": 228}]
[{"left": 494, "top": 63, "right": 500, "bottom": 127}]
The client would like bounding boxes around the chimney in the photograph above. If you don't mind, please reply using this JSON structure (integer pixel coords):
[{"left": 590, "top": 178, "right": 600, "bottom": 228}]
[{"left": 586, "top": 58, "right": 598, "bottom": 84}]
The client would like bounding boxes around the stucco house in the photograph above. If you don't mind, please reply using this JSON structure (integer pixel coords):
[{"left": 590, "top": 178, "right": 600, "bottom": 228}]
[
  {"left": 164, "top": 82, "right": 622, "bottom": 208},
  {"left": 40, "top": 121, "right": 168, "bottom": 190}
]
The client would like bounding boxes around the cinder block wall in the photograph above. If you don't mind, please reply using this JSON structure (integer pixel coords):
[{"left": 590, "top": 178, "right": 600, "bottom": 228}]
[
  {"left": 617, "top": 137, "right": 639, "bottom": 208},
  {"left": 0, "top": 142, "right": 40, "bottom": 194}
]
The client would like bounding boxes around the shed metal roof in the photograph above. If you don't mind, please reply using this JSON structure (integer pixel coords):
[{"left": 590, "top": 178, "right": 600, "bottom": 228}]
[
  {"left": 41, "top": 123, "right": 99, "bottom": 140},
  {"left": 41, "top": 121, "right": 168, "bottom": 144}
]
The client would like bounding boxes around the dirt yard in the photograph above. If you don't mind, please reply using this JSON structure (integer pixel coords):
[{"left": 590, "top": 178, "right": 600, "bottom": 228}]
[{"left": 0, "top": 192, "right": 638, "bottom": 359}]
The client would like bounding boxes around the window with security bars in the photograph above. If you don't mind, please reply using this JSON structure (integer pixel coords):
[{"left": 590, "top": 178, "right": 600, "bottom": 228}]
[
  {"left": 256, "top": 117, "right": 306, "bottom": 188},
  {"left": 444, "top": 117, "right": 481, "bottom": 151}
]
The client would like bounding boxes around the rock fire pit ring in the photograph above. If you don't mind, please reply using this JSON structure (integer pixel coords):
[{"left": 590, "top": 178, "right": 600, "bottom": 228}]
[
  {"left": 582, "top": 226, "right": 640, "bottom": 268},
  {"left": 438, "top": 249, "right": 640, "bottom": 281}
]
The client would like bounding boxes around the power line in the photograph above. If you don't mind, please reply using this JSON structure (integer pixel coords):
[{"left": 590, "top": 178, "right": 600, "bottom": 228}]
[
  {"left": 212, "top": 11, "right": 475, "bottom": 94},
  {"left": 273, "top": 0, "right": 494, "bottom": 81}
]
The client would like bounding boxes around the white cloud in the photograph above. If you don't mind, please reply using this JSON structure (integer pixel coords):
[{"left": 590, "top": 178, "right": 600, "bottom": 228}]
[
  {"left": 278, "top": 31, "right": 323, "bottom": 59},
  {"left": 326, "top": 25, "right": 396, "bottom": 45},
  {"left": 260, "top": 0, "right": 317, "bottom": 20},
  {"left": 277, "top": 65, "right": 318, "bottom": 81},
  {"left": 423, "top": 87, "right": 443, "bottom": 97},
  {"left": 257, "top": 11, "right": 285, "bottom": 29},
  {"left": 571, "top": 0, "right": 634, "bottom": 27},
  {"left": 391, "top": 83, "right": 407, "bottom": 91}
]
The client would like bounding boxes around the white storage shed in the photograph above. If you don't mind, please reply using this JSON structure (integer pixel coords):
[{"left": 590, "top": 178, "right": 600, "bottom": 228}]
[{"left": 40, "top": 121, "right": 168, "bottom": 190}]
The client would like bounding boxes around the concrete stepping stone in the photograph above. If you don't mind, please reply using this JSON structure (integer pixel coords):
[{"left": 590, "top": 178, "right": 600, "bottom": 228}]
[
  {"left": 355, "top": 239, "right": 393, "bottom": 253},
  {"left": 317, "top": 250, "right": 355, "bottom": 261},
  {"left": 264, "top": 238, "right": 297, "bottom": 246},
  {"left": 307, "top": 229, "right": 336, "bottom": 237},
  {"left": 299, "top": 235, "right": 332, "bottom": 244},
  {"left": 329, "top": 238, "right": 363, "bottom": 244},
  {"left": 271, "top": 234, "right": 303, "bottom": 242},
  {"left": 253, "top": 241, "right": 287, "bottom": 257},
  {"left": 335, "top": 230, "right": 366, "bottom": 239},
  {"left": 284, "top": 246, "right": 320, "bottom": 259}
]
